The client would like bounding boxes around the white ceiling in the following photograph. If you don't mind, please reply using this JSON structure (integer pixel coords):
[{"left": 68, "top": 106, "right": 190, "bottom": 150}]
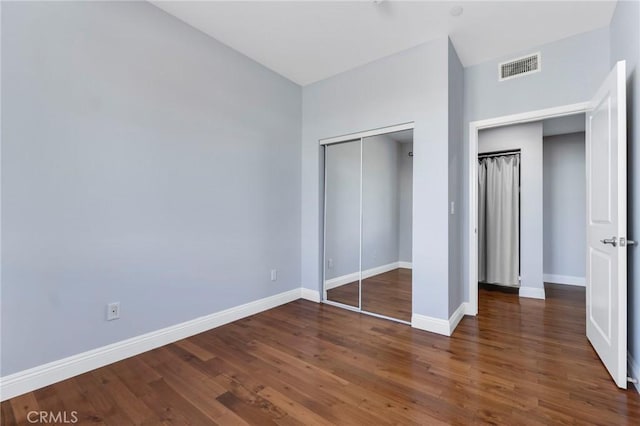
[{"left": 152, "top": 1, "right": 617, "bottom": 86}]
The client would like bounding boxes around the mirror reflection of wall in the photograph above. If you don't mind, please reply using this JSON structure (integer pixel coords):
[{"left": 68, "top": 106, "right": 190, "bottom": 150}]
[
  {"left": 398, "top": 141, "right": 413, "bottom": 268},
  {"left": 324, "top": 140, "right": 360, "bottom": 308},
  {"left": 323, "top": 128, "right": 413, "bottom": 322},
  {"left": 362, "top": 135, "right": 400, "bottom": 271}
]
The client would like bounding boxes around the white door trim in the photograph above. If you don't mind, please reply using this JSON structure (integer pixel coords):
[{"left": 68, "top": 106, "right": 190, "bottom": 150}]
[{"left": 467, "top": 102, "right": 589, "bottom": 315}]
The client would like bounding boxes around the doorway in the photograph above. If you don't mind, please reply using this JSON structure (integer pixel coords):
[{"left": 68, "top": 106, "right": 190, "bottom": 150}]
[
  {"left": 467, "top": 60, "right": 629, "bottom": 389},
  {"left": 476, "top": 115, "right": 587, "bottom": 316},
  {"left": 475, "top": 115, "right": 587, "bottom": 299},
  {"left": 322, "top": 123, "right": 414, "bottom": 324},
  {"left": 468, "top": 103, "right": 589, "bottom": 314}
]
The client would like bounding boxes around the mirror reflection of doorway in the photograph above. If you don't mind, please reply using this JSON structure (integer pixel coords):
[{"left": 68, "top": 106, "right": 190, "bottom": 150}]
[{"left": 323, "top": 128, "right": 413, "bottom": 323}]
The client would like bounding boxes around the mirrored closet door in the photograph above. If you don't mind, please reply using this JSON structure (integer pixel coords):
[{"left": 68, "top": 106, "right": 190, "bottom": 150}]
[
  {"left": 362, "top": 132, "right": 413, "bottom": 322},
  {"left": 324, "top": 140, "right": 361, "bottom": 308},
  {"left": 323, "top": 128, "right": 413, "bottom": 323}
]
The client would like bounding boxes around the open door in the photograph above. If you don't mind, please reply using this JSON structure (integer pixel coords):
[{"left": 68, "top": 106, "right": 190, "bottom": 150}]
[{"left": 586, "top": 60, "right": 628, "bottom": 389}]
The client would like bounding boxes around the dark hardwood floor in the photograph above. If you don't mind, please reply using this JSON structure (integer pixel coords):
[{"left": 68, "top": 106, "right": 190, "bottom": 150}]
[
  {"left": 3, "top": 283, "right": 639, "bottom": 425},
  {"left": 326, "top": 268, "right": 412, "bottom": 321}
]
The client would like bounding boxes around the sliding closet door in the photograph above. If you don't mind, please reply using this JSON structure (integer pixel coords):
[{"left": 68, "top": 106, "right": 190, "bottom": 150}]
[
  {"left": 361, "top": 132, "right": 413, "bottom": 322},
  {"left": 324, "top": 140, "right": 361, "bottom": 308}
]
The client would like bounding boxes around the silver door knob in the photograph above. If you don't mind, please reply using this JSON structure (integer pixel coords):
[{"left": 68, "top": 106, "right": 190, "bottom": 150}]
[
  {"left": 620, "top": 237, "right": 636, "bottom": 247},
  {"left": 601, "top": 237, "right": 617, "bottom": 247}
]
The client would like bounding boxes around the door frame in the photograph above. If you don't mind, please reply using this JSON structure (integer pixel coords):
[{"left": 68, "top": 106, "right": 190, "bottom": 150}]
[
  {"left": 320, "top": 121, "right": 415, "bottom": 325},
  {"left": 467, "top": 102, "right": 589, "bottom": 315}
]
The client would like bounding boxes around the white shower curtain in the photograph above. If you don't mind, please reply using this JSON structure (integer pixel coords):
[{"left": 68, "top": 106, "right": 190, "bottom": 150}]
[{"left": 478, "top": 154, "right": 520, "bottom": 287}]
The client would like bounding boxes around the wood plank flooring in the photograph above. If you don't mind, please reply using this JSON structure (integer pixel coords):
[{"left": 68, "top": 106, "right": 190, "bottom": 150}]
[
  {"left": 326, "top": 268, "right": 412, "bottom": 321},
  {"left": 3, "top": 283, "right": 640, "bottom": 425}
]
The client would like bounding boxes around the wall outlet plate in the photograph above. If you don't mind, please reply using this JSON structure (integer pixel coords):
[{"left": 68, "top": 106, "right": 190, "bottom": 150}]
[{"left": 107, "top": 302, "right": 120, "bottom": 321}]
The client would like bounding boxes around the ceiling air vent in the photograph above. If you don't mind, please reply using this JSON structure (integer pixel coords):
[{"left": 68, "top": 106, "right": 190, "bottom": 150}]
[{"left": 499, "top": 52, "right": 541, "bottom": 81}]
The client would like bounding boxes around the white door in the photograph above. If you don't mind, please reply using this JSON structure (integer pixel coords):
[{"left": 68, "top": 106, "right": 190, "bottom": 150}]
[{"left": 586, "top": 60, "right": 628, "bottom": 389}]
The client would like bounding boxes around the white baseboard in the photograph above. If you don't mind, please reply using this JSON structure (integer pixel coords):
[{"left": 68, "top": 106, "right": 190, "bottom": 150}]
[
  {"left": 543, "top": 274, "right": 585, "bottom": 286},
  {"left": 411, "top": 302, "right": 468, "bottom": 337},
  {"left": 448, "top": 303, "right": 466, "bottom": 335},
  {"left": 519, "top": 286, "right": 546, "bottom": 300},
  {"left": 325, "top": 261, "right": 404, "bottom": 290},
  {"left": 300, "top": 288, "right": 321, "bottom": 303},
  {"left": 463, "top": 301, "right": 477, "bottom": 316},
  {"left": 398, "top": 261, "right": 412, "bottom": 269},
  {"left": 0, "top": 288, "right": 303, "bottom": 401},
  {"left": 412, "top": 313, "right": 450, "bottom": 336},
  {"left": 629, "top": 351, "right": 640, "bottom": 394}
]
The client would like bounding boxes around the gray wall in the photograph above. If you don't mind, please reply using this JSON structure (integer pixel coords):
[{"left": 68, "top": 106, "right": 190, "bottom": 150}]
[
  {"left": 609, "top": 0, "right": 640, "bottom": 377},
  {"left": 463, "top": 28, "right": 611, "bottom": 302},
  {"left": 302, "top": 39, "right": 452, "bottom": 320},
  {"left": 324, "top": 141, "right": 361, "bottom": 280},
  {"left": 543, "top": 132, "right": 586, "bottom": 281},
  {"left": 465, "top": 28, "right": 610, "bottom": 123},
  {"left": 398, "top": 142, "right": 413, "bottom": 263},
  {"left": 479, "top": 122, "right": 544, "bottom": 294},
  {"left": 362, "top": 135, "right": 400, "bottom": 271},
  {"left": 448, "top": 39, "right": 465, "bottom": 314},
  {"left": 1, "top": 2, "right": 302, "bottom": 376}
]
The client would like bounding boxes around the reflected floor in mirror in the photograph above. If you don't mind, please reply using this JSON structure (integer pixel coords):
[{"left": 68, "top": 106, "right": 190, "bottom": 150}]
[{"left": 326, "top": 268, "right": 411, "bottom": 322}]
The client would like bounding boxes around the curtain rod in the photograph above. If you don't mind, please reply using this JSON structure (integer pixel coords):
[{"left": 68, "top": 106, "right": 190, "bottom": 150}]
[{"left": 478, "top": 149, "right": 521, "bottom": 159}]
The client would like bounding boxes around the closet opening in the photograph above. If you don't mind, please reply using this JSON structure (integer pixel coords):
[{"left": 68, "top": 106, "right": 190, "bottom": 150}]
[
  {"left": 321, "top": 123, "right": 414, "bottom": 324},
  {"left": 477, "top": 148, "right": 521, "bottom": 291}
]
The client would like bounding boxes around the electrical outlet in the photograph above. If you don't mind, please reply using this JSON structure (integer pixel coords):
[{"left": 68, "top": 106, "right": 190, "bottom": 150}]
[
  {"left": 107, "top": 302, "right": 120, "bottom": 321},
  {"left": 328, "top": 258, "right": 333, "bottom": 269},
  {"left": 270, "top": 269, "right": 278, "bottom": 281}
]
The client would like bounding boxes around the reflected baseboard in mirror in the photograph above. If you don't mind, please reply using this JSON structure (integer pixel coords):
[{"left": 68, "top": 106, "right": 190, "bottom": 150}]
[{"left": 327, "top": 267, "right": 412, "bottom": 322}]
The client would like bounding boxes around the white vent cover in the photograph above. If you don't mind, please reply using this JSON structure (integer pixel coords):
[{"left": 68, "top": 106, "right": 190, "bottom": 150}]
[{"left": 499, "top": 52, "right": 541, "bottom": 81}]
